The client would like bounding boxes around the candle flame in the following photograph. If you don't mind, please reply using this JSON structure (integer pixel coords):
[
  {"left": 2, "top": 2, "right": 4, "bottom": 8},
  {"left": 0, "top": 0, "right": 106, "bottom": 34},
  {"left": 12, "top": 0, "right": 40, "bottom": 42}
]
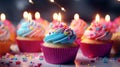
[
  {"left": 95, "top": 14, "right": 100, "bottom": 23},
  {"left": 58, "top": 13, "right": 62, "bottom": 22},
  {"left": 50, "top": 0, "right": 54, "bottom": 3},
  {"left": 1, "top": 13, "right": 6, "bottom": 21},
  {"left": 74, "top": 13, "right": 79, "bottom": 20},
  {"left": 53, "top": 13, "right": 58, "bottom": 20},
  {"left": 105, "top": 14, "right": 110, "bottom": 22},
  {"left": 23, "top": 11, "right": 28, "bottom": 20},
  {"left": 29, "top": 0, "right": 34, "bottom": 4},
  {"left": 35, "top": 12, "right": 40, "bottom": 20}
]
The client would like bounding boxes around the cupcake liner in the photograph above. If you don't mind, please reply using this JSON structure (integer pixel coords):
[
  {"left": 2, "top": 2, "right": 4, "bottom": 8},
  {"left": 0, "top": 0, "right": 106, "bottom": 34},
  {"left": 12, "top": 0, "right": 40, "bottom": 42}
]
[
  {"left": 41, "top": 45, "right": 79, "bottom": 64},
  {"left": 0, "top": 42, "right": 11, "bottom": 55},
  {"left": 80, "top": 42, "right": 112, "bottom": 58},
  {"left": 16, "top": 39, "right": 43, "bottom": 52}
]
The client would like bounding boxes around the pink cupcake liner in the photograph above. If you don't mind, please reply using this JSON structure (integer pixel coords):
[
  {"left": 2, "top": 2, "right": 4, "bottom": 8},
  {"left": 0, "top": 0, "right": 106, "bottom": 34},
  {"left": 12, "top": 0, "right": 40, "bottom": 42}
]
[
  {"left": 80, "top": 42, "right": 112, "bottom": 58},
  {"left": 41, "top": 45, "right": 79, "bottom": 64},
  {"left": 16, "top": 39, "right": 43, "bottom": 52}
]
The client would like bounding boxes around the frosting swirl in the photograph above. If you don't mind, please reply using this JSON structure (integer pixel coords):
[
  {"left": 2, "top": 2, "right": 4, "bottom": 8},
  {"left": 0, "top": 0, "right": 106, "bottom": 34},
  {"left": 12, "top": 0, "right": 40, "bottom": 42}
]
[
  {"left": 17, "top": 21, "right": 45, "bottom": 38},
  {"left": 0, "top": 22, "right": 10, "bottom": 41},
  {"left": 44, "top": 23, "right": 76, "bottom": 44},
  {"left": 70, "top": 19, "right": 88, "bottom": 38},
  {"left": 83, "top": 22, "right": 113, "bottom": 41}
]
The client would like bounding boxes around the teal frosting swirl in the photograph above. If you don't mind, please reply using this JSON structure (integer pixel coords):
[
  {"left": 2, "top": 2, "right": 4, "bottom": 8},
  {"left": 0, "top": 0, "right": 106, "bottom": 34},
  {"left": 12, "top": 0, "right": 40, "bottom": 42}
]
[
  {"left": 17, "top": 21, "right": 43, "bottom": 37},
  {"left": 44, "top": 23, "right": 76, "bottom": 44}
]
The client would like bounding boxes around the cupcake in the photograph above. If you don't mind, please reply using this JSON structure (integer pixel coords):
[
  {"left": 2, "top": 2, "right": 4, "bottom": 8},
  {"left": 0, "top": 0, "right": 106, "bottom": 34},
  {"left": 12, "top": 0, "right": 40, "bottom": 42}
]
[
  {"left": 41, "top": 23, "right": 79, "bottom": 64},
  {"left": 0, "top": 21, "right": 12, "bottom": 55},
  {"left": 70, "top": 13, "right": 88, "bottom": 39},
  {"left": 111, "top": 16, "right": 120, "bottom": 55},
  {"left": 80, "top": 21, "right": 114, "bottom": 58},
  {"left": 16, "top": 20, "right": 45, "bottom": 52},
  {"left": 0, "top": 13, "right": 16, "bottom": 44}
]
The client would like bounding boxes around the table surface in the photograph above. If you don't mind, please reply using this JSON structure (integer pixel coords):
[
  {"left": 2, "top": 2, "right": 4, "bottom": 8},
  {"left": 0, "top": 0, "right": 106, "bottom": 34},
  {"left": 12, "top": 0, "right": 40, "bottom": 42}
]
[{"left": 0, "top": 49, "right": 120, "bottom": 67}]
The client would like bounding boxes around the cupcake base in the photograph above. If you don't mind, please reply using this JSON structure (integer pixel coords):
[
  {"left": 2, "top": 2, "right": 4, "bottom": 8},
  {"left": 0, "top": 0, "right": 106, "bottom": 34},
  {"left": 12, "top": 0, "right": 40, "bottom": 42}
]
[
  {"left": 16, "top": 39, "right": 43, "bottom": 52},
  {"left": 0, "top": 41, "right": 11, "bottom": 55},
  {"left": 80, "top": 42, "right": 112, "bottom": 58},
  {"left": 41, "top": 44, "right": 79, "bottom": 64}
]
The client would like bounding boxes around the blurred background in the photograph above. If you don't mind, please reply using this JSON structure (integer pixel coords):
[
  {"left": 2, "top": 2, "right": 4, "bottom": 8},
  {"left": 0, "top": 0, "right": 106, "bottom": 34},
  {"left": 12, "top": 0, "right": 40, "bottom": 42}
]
[{"left": 0, "top": 0, "right": 120, "bottom": 26}]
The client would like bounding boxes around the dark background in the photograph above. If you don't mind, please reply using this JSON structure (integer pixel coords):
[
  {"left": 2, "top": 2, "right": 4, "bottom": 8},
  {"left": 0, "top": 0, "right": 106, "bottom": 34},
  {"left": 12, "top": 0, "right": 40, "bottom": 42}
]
[{"left": 0, "top": 0, "right": 120, "bottom": 26}]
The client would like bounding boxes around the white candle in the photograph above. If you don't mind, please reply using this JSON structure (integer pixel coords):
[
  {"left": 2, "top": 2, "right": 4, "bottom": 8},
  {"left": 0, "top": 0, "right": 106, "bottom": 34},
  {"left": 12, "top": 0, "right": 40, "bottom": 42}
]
[
  {"left": 58, "top": 13, "right": 62, "bottom": 22},
  {"left": 95, "top": 14, "right": 100, "bottom": 23},
  {"left": 35, "top": 12, "right": 40, "bottom": 20},
  {"left": 105, "top": 14, "right": 110, "bottom": 22},
  {"left": 23, "top": 11, "right": 28, "bottom": 20},
  {"left": 0, "top": 13, "right": 6, "bottom": 21},
  {"left": 74, "top": 13, "right": 79, "bottom": 20},
  {"left": 53, "top": 13, "right": 58, "bottom": 21}
]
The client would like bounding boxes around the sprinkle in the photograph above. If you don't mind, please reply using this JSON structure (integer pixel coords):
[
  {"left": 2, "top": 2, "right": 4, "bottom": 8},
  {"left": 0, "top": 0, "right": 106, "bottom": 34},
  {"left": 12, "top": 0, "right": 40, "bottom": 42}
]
[
  {"left": 90, "top": 60, "right": 95, "bottom": 63},
  {"left": 13, "top": 57, "right": 18, "bottom": 60},
  {"left": 38, "top": 63, "right": 42, "bottom": 67},
  {"left": 87, "top": 64, "right": 90, "bottom": 66},
  {"left": 22, "top": 57, "right": 27, "bottom": 62},
  {"left": 16, "top": 61, "right": 21, "bottom": 65},
  {"left": 96, "top": 27, "right": 100, "bottom": 31},
  {"left": 9, "top": 61, "right": 13, "bottom": 63},
  {"left": 117, "top": 58, "right": 120, "bottom": 62},
  {"left": 102, "top": 57, "right": 108, "bottom": 63}
]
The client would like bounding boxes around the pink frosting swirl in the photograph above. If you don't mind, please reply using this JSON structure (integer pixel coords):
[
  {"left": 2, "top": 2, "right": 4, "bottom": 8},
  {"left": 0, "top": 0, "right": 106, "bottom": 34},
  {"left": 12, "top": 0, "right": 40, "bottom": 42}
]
[
  {"left": 70, "top": 19, "right": 88, "bottom": 38},
  {"left": 83, "top": 22, "right": 114, "bottom": 41}
]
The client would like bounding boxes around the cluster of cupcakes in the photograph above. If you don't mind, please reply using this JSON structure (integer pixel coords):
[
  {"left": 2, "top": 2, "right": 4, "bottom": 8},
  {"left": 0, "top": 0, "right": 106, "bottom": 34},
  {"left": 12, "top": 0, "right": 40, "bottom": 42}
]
[{"left": 1, "top": 11, "right": 120, "bottom": 65}]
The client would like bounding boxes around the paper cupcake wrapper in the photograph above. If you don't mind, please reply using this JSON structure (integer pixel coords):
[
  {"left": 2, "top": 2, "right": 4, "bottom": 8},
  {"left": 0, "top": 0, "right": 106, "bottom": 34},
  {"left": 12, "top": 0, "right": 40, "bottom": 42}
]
[
  {"left": 41, "top": 45, "right": 79, "bottom": 64},
  {"left": 16, "top": 39, "right": 43, "bottom": 52},
  {"left": 0, "top": 42, "right": 11, "bottom": 55},
  {"left": 80, "top": 42, "right": 112, "bottom": 58}
]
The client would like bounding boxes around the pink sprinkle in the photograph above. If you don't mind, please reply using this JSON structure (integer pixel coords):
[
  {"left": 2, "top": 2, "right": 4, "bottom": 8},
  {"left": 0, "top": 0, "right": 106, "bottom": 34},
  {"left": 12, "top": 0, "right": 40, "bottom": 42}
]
[
  {"left": 38, "top": 63, "right": 42, "bottom": 67},
  {"left": 9, "top": 61, "right": 13, "bottom": 63},
  {"left": 118, "top": 58, "right": 120, "bottom": 62}
]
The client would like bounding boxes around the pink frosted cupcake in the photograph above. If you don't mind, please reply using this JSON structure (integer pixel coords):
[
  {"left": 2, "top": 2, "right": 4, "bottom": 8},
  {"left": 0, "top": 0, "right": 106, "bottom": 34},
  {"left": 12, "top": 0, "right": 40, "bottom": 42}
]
[
  {"left": 69, "top": 13, "right": 88, "bottom": 39},
  {"left": 80, "top": 21, "right": 114, "bottom": 58},
  {"left": 41, "top": 23, "right": 79, "bottom": 64},
  {"left": 16, "top": 20, "right": 45, "bottom": 52},
  {"left": 69, "top": 13, "right": 88, "bottom": 44}
]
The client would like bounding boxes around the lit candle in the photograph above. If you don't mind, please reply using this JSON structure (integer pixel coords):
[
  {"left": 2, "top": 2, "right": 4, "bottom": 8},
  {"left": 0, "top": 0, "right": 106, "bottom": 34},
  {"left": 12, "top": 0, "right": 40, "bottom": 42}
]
[
  {"left": 23, "top": 11, "right": 28, "bottom": 20},
  {"left": 58, "top": 13, "right": 61, "bottom": 22},
  {"left": 35, "top": 12, "right": 40, "bottom": 20},
  {"left": 53, "top": 13, "right": 58, "bottom": 23},
  {"left": 74, "top": 13, "right": 79, "bottom": 20},
  {"left": 0, "top": 13, "right": 6, "bottom": 21},
  {"left": 95, "top": 14, "right": 100, "bottom": 23},
  {"left": 28, "top": 13, "right": 32, "bottom": 21},
  {"left": 34, "top": 11, "right": 44, "bottom": 23},
  {"left": 105, "top": 14, "right": 110, "bottom": 22}
]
